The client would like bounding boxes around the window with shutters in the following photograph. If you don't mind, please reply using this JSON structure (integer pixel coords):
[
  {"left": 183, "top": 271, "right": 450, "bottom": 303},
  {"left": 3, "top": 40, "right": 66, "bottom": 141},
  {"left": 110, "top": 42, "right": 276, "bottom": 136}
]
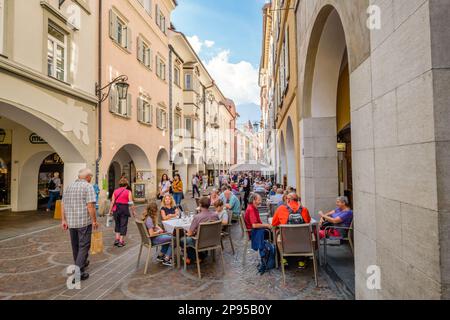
[
  {"left": 185, "top": 73, "right": 192, "bottom": 90},
  {"left": 155, "top": 56, "right": 166, "bottom": 80},
  {"left": 156, "top": 107, "right": 167, "bottom": 130},
  {"left": 109, "top": 87, "right": 132, "bottom": 118},
  {"left": 47, "top": 22, "right": 67, "bottom": 82},
  {"left": 155, "top": 4, "right": 166, "bottom": 34},
  {"left": 185, "top": 117, "right": 192, "bottom": 138},
  {"left": 109, "top": 10, "right": 131, "bottom": 52},
  {"left": 174, "top": 66, "right": 180, "bottom": 87},
  {"left": 137, "top": 36, "right": 152, "bottom": 69},
  {"left": 138, "top": 0, "right": 152, "bottom": 16},
  {"left": 137, "top": 96, "right": 152, "bottom": 125},
  {"left": 174, "top": 113, "right": 182, "bottom": 136}
]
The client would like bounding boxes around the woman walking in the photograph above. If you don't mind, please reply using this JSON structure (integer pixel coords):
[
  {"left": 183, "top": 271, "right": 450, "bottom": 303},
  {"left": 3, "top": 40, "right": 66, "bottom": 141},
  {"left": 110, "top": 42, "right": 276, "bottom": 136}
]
[
  {"left": 158, "top": 174, "right": 171, "bottom": 200},
  {"left": 108, "top": 178, "right": 136, "bottom": 247},
  {"left": 172, "top": 174, "right": 184, "bottom": 209}
]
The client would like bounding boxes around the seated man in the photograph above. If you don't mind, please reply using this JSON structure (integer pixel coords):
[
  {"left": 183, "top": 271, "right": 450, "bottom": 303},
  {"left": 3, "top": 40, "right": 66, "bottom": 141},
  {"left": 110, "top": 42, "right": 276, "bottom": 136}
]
[
  {"left": 220, "top": 186, "right": 241, "bottom": 220},
  {"left": 182, "top": 196, "right": 219, "bottom": 264},
  {"left": 271, "top": 193, "right": 311, "bottom": 269},
  {"left": 319, "top": 196, "right": 353, "bottom": 239},
  {"left": 268, "top": 188, "right": 284, "bottom": 205},
  {"left": 244, "top": 193, "right": 271, "bottom": 239},
  {"left": 271, "top": 193, "right": 311, "bottom": 227},
  {"left": 268, "top": 186, "right": 277, "bottom": 197}
]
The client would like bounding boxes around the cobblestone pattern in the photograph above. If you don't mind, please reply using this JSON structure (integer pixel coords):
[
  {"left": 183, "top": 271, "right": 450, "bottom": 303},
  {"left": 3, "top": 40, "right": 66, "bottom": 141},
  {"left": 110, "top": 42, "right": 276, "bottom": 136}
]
[{"left": 0, "top": 199, "right": 346, "bottom": 300}]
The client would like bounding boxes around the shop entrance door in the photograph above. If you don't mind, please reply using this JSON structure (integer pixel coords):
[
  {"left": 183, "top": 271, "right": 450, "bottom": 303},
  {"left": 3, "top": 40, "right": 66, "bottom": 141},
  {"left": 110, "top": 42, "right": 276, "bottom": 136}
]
[{"left": 0, "top": 144, "right": 11, "bottom": 206}]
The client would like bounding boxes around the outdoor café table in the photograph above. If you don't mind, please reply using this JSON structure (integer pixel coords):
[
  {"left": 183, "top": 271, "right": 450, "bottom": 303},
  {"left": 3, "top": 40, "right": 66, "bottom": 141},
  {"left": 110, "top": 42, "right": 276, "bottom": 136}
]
[
  {"left": 162, "top": 217, "right": 193, "bottom": 268},
  {"left": 268, "top": 217, "right": 321, "bottom": 266}
]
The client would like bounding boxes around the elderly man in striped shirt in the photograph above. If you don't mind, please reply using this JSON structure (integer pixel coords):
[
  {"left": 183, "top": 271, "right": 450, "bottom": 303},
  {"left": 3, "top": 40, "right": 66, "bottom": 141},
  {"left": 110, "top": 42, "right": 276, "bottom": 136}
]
[{"left": 61, "top": 168, "right": 98, "bottom": 282}]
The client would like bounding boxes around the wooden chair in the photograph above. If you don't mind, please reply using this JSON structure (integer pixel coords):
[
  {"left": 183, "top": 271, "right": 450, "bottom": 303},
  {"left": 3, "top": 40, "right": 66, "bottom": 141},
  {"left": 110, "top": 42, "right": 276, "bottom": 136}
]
[
  {"left": 183, "top": 220, "right": 225, "bottom": 279},
  {"left": 278, "top": 224, "right": 318, "bottom": 286},
  {"left": 221, "top": 210, "right": 235, "bottom": 255},
  {"left": 135, "top": 219, "right": 174, "bottom": 274}
]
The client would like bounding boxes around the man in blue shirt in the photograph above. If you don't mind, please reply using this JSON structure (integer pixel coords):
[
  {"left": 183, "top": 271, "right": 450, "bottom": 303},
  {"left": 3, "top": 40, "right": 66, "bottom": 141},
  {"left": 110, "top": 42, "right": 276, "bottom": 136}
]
[{"left": 220, "top": 186, "right": 241, "bottom": 220}]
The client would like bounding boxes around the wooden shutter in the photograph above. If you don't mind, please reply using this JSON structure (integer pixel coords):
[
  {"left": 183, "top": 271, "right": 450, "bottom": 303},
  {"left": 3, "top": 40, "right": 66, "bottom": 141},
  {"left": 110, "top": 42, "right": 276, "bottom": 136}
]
[
  {"left": 137, "top": 97, "right": 143, "bottom": 122},
  {"left": 109, "top": 10, "right": 117, "bottom": 42},
  {"left": 155, "top": 4, "right": 159, "bottom": 26},
  {"left": 109, "top": 88, "right": 118, "bottom": 113},
  {"left": 126, "top": 27, "right": 132, "bottom": 52},
  {"left": 127, "top": 93, "right": 132, "bottom": 118},
  {"left": 137, "top": 37, "right": 143, "bottom": 63},
  {"left": 144, "top": 48, "right": 150, "bottom": 67},
  {"left": 149, "top": 48, "right": 153, "bottom": 69},
  {"left": 149, "top": 104, "right": 153, "bottom": 124}
]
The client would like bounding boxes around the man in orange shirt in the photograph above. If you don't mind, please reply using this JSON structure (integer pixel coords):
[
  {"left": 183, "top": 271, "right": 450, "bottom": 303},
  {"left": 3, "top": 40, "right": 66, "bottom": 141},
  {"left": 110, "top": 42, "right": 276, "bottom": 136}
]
[
  {"left": 271, "top": 193, "right": 311, "bottom": 226},
  {"left": 271, "top": 193, "right": 311, "bottom": 269}
]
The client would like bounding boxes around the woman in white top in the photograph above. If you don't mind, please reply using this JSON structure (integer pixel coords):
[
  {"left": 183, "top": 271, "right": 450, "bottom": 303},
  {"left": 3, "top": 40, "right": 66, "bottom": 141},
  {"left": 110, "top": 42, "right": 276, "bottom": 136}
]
[{"left": 159, "top": 174, "right": 171, "bottom": 200}]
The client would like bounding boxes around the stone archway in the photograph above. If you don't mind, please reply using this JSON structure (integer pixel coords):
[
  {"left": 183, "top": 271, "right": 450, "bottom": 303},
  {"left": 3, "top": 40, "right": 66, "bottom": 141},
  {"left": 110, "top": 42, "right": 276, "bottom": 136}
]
[
  {"left": 285, "top": 117, "right": 297, "bottom": 188},
  {"left": 278, "top": 131, "right": 287, "bottom": 186},
  {"left": 0, "top": 102, "right": 89, "bottom": 212},
  {"left": 300, "top": 8, "right": 349, "bottom": 216},
  {"left": 156, "top": 148, "right": 170, "bottom": 182}
]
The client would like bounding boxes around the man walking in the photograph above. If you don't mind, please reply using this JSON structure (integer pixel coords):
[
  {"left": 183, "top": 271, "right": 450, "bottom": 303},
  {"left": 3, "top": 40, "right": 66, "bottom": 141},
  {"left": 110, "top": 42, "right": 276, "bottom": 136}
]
[
  {"left": 242, "top": 173, "right": 251, "bottom": 210},
  {"left": 61, "top": 168, "right": 98, "bottom": 281},
  {"left": 192, "top": 174, "right": 201, "bottom": 198},
  {"left": 46, "top": 172, "right": 62, "bottom": 212}
]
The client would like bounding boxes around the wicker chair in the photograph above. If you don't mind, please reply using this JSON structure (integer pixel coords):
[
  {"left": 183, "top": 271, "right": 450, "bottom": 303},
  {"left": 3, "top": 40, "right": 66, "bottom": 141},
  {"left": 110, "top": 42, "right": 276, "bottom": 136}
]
[
  {"left": 183, "top": 220, "right": 225, "bottom": 279},
  {"left": 221, "top": 210, "right": 235, "bottom": 254},
  {"left": 322, "top": 220, "right": 354, "bottom": 266},
  {"left": 278, "top": 224, "right": 318, "bottom": 286},
  {"left": 135, "top": 219, "right": 174, "bottom": 274}
]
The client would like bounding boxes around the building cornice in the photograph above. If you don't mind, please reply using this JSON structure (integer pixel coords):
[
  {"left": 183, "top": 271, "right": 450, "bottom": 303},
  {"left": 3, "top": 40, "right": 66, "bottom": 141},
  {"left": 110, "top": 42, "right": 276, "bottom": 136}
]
[{"left": 0, "top": 58, "right": 98, "bottom": 105}]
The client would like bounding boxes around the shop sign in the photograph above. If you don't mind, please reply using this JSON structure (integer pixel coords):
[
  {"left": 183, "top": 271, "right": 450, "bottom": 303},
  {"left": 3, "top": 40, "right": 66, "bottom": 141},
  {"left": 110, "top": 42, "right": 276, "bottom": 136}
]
[{"left": 29, "top": 133, "right": 47, "bottom": 145}]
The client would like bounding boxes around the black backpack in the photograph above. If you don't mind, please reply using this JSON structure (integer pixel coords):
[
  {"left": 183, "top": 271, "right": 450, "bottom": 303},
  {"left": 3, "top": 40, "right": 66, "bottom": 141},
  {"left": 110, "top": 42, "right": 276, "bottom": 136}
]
[
  {"left": 286, "top": 205, "right": 305, "bottom": 225},
  {"left": 47, "top": 179, "right": 56, "bottom": 191}
]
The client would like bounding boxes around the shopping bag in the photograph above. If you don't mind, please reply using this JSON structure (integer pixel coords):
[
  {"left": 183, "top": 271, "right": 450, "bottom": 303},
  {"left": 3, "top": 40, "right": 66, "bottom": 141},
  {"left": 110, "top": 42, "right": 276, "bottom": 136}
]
[
  {"left": 90, "top": 231, "right": 104, "bottom": 255},
  {"left": 106, "top": 215, "right": 113, "bottom": 228}
]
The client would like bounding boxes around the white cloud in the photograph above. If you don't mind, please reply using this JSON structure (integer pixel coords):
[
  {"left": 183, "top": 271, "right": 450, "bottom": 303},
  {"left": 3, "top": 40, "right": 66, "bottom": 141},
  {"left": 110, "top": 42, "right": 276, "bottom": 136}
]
[
  {"left": 205, "top": 50, "right": 260, "bottom": 106},
  {"left": 204, "top": 40, "right": 215, "bottom": 48},
  {"left": 187, "top": 35, "right": 203, "bottom": 53},
  {"left": 187, "top": 35, "right": 215, "bottom": 54}
]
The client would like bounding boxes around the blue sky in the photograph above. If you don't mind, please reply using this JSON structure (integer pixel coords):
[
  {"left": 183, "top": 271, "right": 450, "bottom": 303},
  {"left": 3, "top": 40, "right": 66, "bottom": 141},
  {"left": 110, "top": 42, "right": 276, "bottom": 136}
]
[{"left": 172, "top": 0, "right": 265, "bottom": 124}]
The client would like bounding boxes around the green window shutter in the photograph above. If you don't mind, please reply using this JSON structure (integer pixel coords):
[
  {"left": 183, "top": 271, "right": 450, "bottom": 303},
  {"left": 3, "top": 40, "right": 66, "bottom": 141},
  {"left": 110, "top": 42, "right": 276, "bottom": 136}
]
[
  {"left": 126, "top": 27, "right": 132, "bottom": 52},
  {"left": 137, "top": 37, "right": 143, "bottom": 62},
  {"left": 149, "top": 48, "right": 153, "bottom": 69},
  {"left": 109, "top": 88, "right": 118, "bottom": 113},
  {"left": 127, "top": 94, "right": 132, "bottom": 118},
  {"left": 155, "top": 4, "right": 159, "bottom": 26},
  {"left": 109, "top": 10, "right": 117, "bottom": 42},
  {"left": 137, "top": 97, "right": 143, "bottom": 122}
]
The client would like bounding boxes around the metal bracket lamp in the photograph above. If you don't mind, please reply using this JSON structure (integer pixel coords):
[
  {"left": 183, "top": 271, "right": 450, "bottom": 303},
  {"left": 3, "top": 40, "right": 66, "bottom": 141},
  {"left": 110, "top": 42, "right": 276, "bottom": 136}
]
[{"left": 95, "top": 75, "right": 129, "bottom": 103}]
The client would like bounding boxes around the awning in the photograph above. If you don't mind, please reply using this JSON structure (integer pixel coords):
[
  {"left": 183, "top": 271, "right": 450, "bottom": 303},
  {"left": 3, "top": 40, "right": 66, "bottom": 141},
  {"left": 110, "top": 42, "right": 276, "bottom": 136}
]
[{"left": 229, "top": 163, "right": 274, "bottom": 173}]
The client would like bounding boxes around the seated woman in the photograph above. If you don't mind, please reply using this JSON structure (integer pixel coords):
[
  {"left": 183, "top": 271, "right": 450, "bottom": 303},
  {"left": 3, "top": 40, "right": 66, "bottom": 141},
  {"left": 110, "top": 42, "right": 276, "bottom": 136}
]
[
  {"left": 213, "top": 199, "right": 229, "bottom": 226},
  {"left": 319, "top": 196, "right": 353, "bottom": 239},
  {"left": 160, "top": 194, "right": 179, "bottom": 221},
  {"left": 143, "top": 201, "right": 173, "bottom": 266},
  {"left": 209, "top": 189, "right": 220, "bottom": 207}
]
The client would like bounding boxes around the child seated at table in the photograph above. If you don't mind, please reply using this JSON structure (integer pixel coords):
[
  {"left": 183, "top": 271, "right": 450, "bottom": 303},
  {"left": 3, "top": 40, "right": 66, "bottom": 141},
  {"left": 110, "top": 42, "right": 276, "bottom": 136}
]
[
  {"left": 143, "top": 201, "right": 173, "bottom": 267},
  {"left": 213, "top": 200, "right": 229, "bottom": 226}
]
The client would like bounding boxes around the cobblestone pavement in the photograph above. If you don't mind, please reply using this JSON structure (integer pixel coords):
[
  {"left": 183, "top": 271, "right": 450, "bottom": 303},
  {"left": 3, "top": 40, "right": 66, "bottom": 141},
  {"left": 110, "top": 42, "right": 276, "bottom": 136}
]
[{"left": 0, "top": 198, "right": 347, "bottom": 300}]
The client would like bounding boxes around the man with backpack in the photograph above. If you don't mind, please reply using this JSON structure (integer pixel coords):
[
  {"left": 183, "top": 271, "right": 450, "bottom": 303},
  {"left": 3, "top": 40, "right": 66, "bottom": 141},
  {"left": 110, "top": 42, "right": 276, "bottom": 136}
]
[{"left": 271, "top": 193, "right": 311, "bottom": 269}]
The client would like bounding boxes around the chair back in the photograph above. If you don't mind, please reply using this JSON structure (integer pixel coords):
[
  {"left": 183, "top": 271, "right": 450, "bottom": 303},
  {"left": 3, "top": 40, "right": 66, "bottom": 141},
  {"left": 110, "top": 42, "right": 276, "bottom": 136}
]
[
  {"left": 135, "top": 219, "right": 151, "bottom": 245},
  {"left": 279, "top": 224, "right": 313, "bottom": 254},
  {"left": 347, "top": 220, "right": 354, "bottom": 241},
  {"left": 239, "top": 213, "right": 250, "bottom": 235},
  {"left": 197, "top": 220, "right": 223, "bottom": 250}
]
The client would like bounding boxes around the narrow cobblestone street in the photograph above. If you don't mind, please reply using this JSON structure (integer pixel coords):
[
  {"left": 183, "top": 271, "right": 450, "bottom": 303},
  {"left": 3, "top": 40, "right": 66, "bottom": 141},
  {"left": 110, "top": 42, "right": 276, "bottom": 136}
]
[{"left": 0, "top": 198, "right": 346, "bottom": 300}]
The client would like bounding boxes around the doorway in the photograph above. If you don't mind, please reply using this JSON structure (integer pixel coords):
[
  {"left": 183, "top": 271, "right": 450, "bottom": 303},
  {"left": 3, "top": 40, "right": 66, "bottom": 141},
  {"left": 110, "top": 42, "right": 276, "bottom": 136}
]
[{"left": 37, "top": 153, "right": 64, "bottom": 210}]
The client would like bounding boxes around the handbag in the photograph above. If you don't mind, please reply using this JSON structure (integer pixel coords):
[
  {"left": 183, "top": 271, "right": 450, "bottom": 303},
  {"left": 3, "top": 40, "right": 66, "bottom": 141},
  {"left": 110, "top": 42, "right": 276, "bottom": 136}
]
[
  {"left": 111, "top": 188, "right": 127, "bottom": 214},
  {"left": 90, "top": 231, "right": 104, "bottom": 255}
]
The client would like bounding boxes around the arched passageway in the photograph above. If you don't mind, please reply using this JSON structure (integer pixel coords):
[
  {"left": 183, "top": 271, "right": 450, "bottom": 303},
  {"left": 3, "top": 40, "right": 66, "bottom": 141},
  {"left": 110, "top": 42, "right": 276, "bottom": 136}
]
[
  {"left": 300, "top": 8, "right": 351, "bottom": 216},
  {"left": 0, "top": 101, "right": 88, "bottom": 212}
]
